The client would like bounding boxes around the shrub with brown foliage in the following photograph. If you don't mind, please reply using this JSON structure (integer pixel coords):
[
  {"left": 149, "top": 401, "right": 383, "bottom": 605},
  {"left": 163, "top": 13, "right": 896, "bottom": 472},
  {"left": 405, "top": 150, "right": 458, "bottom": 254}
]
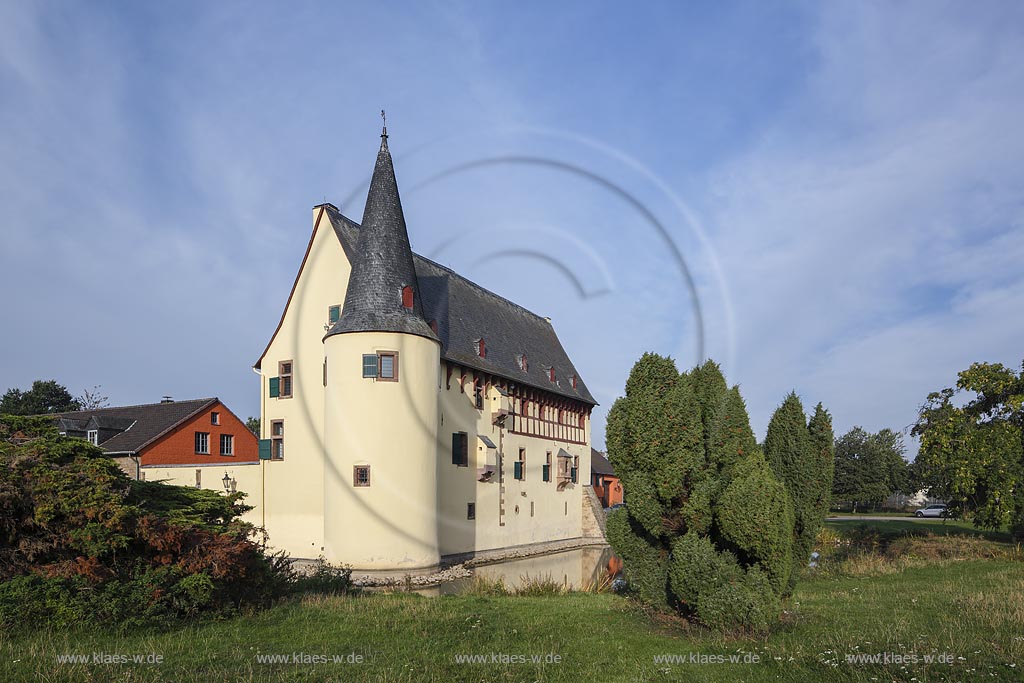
[{"left": 0, "top": 416, "right": 292, "bottom": 628}]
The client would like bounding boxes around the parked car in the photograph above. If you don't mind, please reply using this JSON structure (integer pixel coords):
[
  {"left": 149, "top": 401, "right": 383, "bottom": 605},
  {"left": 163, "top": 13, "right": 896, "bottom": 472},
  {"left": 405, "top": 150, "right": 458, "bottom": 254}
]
[{"left": 914, "top": 503, "right": 948, "bottom": 518}]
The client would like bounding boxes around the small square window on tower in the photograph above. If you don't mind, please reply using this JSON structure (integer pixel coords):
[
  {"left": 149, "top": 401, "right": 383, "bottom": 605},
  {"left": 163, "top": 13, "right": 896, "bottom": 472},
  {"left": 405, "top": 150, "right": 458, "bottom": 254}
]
[
  {"left": 378, "top": 352, "right": 397, "bottom": 380},
  {"left": 353, "top": 465, "right": 371, "bottom": 487}
]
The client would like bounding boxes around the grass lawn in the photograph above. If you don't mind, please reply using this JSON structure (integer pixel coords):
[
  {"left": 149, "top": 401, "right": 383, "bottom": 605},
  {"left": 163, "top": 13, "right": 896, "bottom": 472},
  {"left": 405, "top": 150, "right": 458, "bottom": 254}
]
[
  {"left": 1, "top": 557, "right": 1022, "bottom": 682},
  {"left": 825, "top": 518, "right": 1016, "bottom": 543}
]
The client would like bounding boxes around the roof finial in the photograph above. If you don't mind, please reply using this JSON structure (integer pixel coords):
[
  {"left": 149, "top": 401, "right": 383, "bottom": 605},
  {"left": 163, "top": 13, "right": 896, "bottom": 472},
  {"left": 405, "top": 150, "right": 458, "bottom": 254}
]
[{"left": 380, "top": 109, "right": 388, "bottom": 150}]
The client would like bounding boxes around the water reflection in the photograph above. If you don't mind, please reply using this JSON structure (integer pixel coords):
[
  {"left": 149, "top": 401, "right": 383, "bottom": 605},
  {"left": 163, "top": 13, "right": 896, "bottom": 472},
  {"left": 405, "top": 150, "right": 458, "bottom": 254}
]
[{"left": 426, "top": 545, "right": 617, "bottom": 596}]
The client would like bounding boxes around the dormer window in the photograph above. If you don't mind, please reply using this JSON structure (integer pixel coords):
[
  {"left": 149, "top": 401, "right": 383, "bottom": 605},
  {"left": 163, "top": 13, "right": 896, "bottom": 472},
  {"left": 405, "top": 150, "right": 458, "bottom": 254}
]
[
  {"left": 401, "top": 286, "right": 414, "bottom": 310},
  {"left": 476, "top": 338, "right": 486, "bottom": 358},
  {"left": 516, "top": 354, "right": 528, "bottom": 372},
  {"left": 548, "top": 367, "right": 556, "bottom": 383},
  {"left": 571, "top": 375, "right": 577, "bottom": 390}
]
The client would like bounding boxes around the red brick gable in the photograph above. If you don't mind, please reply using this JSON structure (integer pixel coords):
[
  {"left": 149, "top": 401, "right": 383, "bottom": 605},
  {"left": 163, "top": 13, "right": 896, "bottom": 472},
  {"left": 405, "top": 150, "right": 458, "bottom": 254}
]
[{"left": 140, "top": 401, "right": 258, "bottom": 466}]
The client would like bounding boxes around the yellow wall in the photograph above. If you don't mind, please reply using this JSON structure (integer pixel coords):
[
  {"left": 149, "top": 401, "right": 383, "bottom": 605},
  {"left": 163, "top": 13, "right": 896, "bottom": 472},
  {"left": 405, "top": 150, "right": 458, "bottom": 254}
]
[
  {"left": 257, "top": 207, "right": 350, "bottom": 559},
  {"left": 323, "top": 331, "right": 441, "bottom": 569},
  {"left": 141, "top": 462, "right": 264, "bottom": 528}
]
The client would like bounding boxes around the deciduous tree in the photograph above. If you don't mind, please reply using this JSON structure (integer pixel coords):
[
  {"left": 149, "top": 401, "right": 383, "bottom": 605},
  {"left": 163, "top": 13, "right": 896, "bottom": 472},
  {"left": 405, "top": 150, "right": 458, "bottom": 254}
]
[
  {"left": 912, "top": 360, "right": 1024, "bottom": 539},
  {"left": 0, "top": 380, "right": 80, "bottom": 415},
  {"left": 832, "top": 427, "right": 909, "bottom": 511}
]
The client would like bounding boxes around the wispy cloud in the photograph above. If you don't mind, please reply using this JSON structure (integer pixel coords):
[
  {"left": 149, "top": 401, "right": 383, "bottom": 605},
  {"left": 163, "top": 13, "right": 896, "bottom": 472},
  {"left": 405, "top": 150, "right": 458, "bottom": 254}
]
[
  {"left": 1, "top": 1, "right": 1021, "bottom": 454},
  {"left": 703, "top": 2, "right": 1024, "bottom": 444}
]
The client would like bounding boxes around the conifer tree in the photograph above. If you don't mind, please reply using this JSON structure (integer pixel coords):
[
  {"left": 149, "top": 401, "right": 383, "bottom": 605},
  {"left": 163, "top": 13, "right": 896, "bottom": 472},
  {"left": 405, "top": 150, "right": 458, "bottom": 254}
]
[
  {"left": 764, "top": 393, "right": 835, "bottom": 592},
  {"left": 606, "top": 355, "right": 794, "bottom": 631}
]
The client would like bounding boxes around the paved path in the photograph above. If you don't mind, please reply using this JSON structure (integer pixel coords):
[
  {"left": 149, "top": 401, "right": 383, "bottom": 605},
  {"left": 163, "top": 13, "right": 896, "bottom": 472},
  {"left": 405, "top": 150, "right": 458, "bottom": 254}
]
[{"left": 827, "top": 515, "right": 932, "bottom": 521}]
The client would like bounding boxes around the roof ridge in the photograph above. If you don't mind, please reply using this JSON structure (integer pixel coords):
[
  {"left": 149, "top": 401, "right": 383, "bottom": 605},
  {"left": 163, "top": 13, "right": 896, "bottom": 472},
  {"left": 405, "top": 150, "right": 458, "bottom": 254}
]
[
  {"left": 326, "top": 207, "right": 552, "bottom": 328},
  {"left": 52, "top": 397, "right": 217, "bottom": 417}
]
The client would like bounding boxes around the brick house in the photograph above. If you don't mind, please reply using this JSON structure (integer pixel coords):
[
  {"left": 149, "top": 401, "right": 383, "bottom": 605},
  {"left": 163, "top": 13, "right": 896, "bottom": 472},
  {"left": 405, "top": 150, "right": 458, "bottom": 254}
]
[{"left": 52, "top": 398, "right": 258, "bottom": 490}]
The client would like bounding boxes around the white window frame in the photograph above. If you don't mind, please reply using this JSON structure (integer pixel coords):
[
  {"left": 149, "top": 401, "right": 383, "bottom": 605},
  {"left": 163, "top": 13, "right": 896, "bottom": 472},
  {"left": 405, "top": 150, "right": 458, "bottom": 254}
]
[{"left": 195, "top": 431, "right": 210, "bottom": 455}]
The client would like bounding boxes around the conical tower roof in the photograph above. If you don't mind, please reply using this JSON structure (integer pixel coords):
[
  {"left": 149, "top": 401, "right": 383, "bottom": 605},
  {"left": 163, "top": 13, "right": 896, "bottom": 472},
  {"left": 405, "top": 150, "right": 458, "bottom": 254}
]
[{"left": 325, "top": 126, "right": 438, "bottom": 342}]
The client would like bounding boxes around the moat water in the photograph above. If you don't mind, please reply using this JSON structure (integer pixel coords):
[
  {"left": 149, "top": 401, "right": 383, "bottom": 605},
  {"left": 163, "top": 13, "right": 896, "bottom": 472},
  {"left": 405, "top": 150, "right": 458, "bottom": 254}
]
[{"left": 421, "top": 545, "right": 618, "bottom": 596}]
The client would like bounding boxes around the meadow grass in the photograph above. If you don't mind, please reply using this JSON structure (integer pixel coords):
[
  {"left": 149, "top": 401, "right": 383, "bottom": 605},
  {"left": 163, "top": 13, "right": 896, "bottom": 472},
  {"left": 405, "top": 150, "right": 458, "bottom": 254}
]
[
  {"left": 825, "top": 517, "right": 1015, "bottom": 543},
  {"left": 1, "top": 528, "right": 1022, "bottom": 682}
]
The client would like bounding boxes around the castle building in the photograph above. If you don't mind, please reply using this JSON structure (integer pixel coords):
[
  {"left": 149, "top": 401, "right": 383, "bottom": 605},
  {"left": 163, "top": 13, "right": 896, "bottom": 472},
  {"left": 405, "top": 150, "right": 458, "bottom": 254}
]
[{"left": 253, "top": 126, "right": 597, "bottom": 570}]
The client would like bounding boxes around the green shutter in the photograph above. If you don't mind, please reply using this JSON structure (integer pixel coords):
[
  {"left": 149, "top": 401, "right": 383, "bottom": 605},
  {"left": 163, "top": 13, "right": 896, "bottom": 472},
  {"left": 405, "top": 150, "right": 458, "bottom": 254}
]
[
  {"left": 514, "top": 461, "right": 523, "bottom": 480},
  {"left": 258, "top": 439, "right": 272, "bottom": 460},
  {"left": 269, "top": 377, "right": 280, "bottom": 398},
  {"left": 362, "top": 354, "right": 378, "bottom": 378},
  {"left": 570, "top": 467, "right": 578, "bottom": 484},
  {"left": 329, "top": 305, "right": 341, "bottom": 324},
  {"left": 542, "top": 464, "right": 551, "bottom": 482},
  {"left": 452, "top": 433, "right": 468, "bottom": 466}
]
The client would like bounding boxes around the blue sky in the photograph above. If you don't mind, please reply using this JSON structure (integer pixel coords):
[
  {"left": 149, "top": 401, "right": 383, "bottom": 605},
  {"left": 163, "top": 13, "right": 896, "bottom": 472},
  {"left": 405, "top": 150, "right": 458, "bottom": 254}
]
[{"left": 2, "top": 1, "right": 1022, "bottom": 452}]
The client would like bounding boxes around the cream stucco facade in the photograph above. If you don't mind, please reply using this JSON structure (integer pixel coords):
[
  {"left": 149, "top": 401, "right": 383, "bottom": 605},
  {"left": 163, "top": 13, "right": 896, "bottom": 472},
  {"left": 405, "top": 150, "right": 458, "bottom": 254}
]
[{"left": 250, "top": 136, "right": 595, "bottom": 570}]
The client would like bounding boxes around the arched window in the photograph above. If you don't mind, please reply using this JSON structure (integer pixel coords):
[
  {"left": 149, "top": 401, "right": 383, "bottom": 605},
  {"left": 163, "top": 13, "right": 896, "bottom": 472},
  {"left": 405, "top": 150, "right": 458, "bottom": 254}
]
[{"left": 401, "top": 286, "right": 414, "bottom": 310}]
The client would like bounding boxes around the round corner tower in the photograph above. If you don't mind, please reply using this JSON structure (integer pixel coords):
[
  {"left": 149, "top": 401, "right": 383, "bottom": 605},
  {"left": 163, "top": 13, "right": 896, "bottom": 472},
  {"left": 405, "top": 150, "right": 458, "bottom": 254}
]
[{"left": 322, "top": 129, "right": 441, "bottom": 570}]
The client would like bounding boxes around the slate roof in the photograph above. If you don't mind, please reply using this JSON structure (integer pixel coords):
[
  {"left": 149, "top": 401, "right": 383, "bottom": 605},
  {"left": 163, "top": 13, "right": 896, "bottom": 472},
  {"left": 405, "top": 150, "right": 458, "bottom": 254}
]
[
  {"left": 325, "top": 133, "right": 438, "bottom": 342},
  {"left": 326, "top": 207, "right": 595, "bottom": 405},
  {"left": 50, "top": 398, "right": 218, "bottom": 454},
  {"left": 590, "top": 449, "right": 616, "bottom": 476}
]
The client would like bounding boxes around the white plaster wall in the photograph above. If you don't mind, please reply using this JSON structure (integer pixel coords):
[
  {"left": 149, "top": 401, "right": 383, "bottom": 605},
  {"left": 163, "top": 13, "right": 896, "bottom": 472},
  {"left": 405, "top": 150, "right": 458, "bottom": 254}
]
[{"left": 437, "top": 364, "right": 591, "bottom": 558}]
